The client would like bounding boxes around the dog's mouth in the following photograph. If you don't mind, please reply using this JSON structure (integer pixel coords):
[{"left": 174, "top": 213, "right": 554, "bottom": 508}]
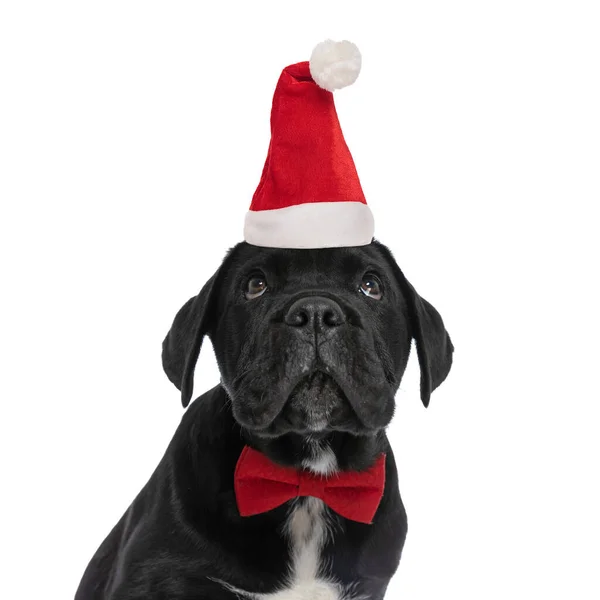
[
  {"left": 291, "top": 369, "right": 342, "bottom": 395},
  {"left": 288, "top": 370, "right": 344, "bottom": 427},
  {"left": 255, "top": 370, "right": 360, "bottom": 436}
]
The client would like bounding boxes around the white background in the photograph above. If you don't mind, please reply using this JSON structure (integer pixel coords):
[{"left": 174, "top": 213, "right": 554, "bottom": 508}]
[{"left": 1, "top": 1, "right": 599, "bottom": 599}]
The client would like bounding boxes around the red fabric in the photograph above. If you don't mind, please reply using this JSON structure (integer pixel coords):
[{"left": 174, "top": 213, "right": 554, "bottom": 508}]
[
  {"left": 250, "top": 61, "right": 366, "bottom": 212},
  {"left": 234, "top": 446, "right": 386, "bottom": 524}
]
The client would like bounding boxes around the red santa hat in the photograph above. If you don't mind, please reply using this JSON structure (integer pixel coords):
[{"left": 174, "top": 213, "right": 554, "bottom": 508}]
[{"left": 244, "top": 40, "right": 374, "bottom": 249}]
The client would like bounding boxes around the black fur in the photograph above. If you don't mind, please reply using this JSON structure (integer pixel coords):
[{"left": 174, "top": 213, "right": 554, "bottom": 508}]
[{"left": 76, "top": 240, "right": 453, "bottom": 599}]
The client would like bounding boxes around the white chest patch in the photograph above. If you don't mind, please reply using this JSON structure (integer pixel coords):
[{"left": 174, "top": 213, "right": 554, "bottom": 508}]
[
  {"left": 302, "top": 444, "right": 338, "bottom": 477},
  {"left": 265, "top": 496, "right": 341, "bottom": 600}
]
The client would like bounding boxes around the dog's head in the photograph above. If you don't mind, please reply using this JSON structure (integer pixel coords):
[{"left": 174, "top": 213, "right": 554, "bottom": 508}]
[{"left": 162, "top": 241, "right": 452, "bottom": 438}]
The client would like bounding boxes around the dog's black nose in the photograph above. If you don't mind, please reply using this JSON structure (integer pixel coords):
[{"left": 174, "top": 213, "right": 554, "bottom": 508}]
[{"left": 285, "top": 296, "right": 346, "bottom": 330}]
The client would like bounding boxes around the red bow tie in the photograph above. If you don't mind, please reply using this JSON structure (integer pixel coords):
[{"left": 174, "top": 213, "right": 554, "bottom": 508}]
[{"left": 234, "top": 446, "right": 386, "bottom": 524}]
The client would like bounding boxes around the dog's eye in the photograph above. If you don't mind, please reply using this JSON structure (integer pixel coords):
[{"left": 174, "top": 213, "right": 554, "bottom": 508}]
[
  {"left": 245, "top": 274, "right": 268, "bottom": 300},
  {"left": 359, "top": 274, "right": 383, "bottom": 300}
]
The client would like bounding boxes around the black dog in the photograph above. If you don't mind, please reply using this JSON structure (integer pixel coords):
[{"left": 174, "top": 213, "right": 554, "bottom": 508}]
[{"left": 76, "top": 240, "right": 453, "bottom": 600}]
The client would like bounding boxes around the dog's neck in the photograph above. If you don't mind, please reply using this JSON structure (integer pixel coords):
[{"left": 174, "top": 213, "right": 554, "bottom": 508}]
[{"left": 241, "top": 428, "right": 387, "bottom": 474}]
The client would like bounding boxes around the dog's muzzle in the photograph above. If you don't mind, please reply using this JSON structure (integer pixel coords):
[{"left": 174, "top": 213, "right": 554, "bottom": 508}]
[{"left": 269, "top": 295, "right": 353, "bottom": 432}]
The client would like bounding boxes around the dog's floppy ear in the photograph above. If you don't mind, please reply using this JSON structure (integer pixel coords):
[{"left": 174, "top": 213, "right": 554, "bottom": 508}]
[
  {"left": 402, "top": 278, "right": 454, "bottom": 407},
  {"left": 162, "top": 271, "right": 219, "bottom": 407},
  {"left": 376, "top": 241, "right": 454, "bottom": 407},
  {"left": 162, "top": 272, "right": 221, "bottom": 408},
  {"left": 163, "top": 245, "right": 244, "bottom": 407}
]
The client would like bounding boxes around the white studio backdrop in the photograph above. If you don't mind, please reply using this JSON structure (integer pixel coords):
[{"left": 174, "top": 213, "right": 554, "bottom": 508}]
[{"left": 1, "top": 1, "right": 599, "bottom": 598}]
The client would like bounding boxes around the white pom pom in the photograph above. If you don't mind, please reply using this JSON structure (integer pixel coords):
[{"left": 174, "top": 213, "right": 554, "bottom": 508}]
[{"left": 309, "top": 39, "right": 362, "bottom": 92}]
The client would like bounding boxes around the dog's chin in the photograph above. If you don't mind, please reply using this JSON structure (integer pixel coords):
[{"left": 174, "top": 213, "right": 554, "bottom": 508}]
[
  {"left": 235, "top": 371, "right": 373, "bottom": 439},
  {"left": 279, "top": 371, "right": 348, "bottom": 432}
]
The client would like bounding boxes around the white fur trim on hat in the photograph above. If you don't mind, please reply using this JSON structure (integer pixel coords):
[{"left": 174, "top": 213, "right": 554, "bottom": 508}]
[{"left": 244, "top": 202, "right": 374, "bottom": 249}]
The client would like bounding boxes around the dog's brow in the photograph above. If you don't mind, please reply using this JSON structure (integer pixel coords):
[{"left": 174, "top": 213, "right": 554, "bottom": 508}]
[{"left": 339, "top": 252, "right": 371, "bottom": 274}]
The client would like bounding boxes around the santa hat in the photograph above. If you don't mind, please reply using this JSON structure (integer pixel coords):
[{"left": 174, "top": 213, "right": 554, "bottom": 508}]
[{"left": 244, "top": 40, "right": 374, "bottom": 249}]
